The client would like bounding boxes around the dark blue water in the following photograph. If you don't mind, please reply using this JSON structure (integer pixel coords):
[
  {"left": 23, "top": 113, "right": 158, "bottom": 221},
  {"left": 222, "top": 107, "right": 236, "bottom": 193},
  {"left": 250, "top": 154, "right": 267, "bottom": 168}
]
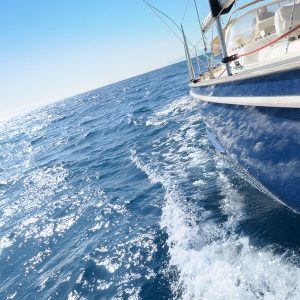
[{"left": 1, "top": 61, "right": 300, "bottom": 299}]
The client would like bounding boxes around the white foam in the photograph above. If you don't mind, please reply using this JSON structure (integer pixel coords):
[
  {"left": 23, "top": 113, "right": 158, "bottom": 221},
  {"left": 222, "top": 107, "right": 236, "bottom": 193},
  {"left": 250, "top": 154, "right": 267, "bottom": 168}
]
[
  {"left": 25, "top": 248, "right": 52, "bottom": 274},
  {"left": 38, "top": 223, "right": 55, "bottom": 238},
  {"left": 155, "top": 96, "right": 198, "bottom": 117},
  {"left": 132, "top": 96, "right": 300, "bottom": 299},
  {"left": 146, "top": 96, "right": 200, "bottom": 127},
  {"left": 96, "top": 279, "right": 111, "bottom": 290},
  {"left": 55, "top": 215, "right": 77, "bottom": 235},
  {"left": 67, "top": 290, "right": 86, "bottom": 300},
  {"left": 192, "top": 179, "right": 206, "bottom": 187},
  {"left": 126, "top": 113, "right": 137, "bottom": 126},
  {"left": 218, "top": 172, "right": 246, "bottom": 227},
  {"left": 142, "top": 157, "right": 300, "bottom": 299},
  {"left": 6, "top": 291, "right": 17, "bottom": 299},
  {"left": 95, "top": 257, "right": 121, "bottom": 273},
  {"left": 0, "top": 235, "right": 13, "bottom": 254}
]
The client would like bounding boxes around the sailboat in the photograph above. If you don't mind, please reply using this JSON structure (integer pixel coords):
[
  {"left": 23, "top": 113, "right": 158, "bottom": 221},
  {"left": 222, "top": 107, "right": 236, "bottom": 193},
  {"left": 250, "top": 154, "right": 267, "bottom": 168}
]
[{"left": 185, "top": 0, "right": 300, "bottom": 212}]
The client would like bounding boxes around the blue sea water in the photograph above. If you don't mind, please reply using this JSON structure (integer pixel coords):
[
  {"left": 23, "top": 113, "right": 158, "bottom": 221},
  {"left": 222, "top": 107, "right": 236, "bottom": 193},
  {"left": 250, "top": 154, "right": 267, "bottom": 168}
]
[{"left": 1, "top": 61, "right": 300, "bottom": 299}]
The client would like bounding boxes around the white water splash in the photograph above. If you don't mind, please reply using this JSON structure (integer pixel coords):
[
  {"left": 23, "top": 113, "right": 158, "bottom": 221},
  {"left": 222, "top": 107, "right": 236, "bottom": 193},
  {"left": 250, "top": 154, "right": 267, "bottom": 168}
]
[
  {"left": 132, "top": 96, "right": 300, "bottom": 299},
  {"left": 146, "top": 96, "right": 200, "bottom": 127}
]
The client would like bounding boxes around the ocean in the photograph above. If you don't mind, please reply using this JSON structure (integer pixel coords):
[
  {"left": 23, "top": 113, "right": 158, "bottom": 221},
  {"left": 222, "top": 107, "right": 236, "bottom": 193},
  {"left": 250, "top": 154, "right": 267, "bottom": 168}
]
[{"left": 1, "top": 61, "right": 300, "bottom": 299}]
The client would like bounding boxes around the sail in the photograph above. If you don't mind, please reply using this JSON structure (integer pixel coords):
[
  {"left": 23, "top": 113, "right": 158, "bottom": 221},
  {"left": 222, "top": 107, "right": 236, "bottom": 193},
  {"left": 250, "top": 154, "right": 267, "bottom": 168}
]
[
  {"left": 208, "top": 0, "right": 235, "bottom": 17},
  {"left": 203, "top": 0, "right": 235, "bottom": 32}
]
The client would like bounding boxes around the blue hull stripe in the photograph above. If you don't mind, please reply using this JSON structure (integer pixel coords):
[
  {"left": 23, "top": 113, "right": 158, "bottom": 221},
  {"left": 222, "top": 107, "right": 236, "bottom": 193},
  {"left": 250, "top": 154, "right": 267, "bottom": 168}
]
[{"left": 191, "top": 68, "right": 300, "bottom": 97}]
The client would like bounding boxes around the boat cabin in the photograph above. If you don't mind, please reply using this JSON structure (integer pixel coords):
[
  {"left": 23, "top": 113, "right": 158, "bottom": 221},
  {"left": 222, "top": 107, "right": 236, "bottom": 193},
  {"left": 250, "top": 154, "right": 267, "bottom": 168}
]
[{"left": 224, "top": 0, "right": 300, "bottom": 69}]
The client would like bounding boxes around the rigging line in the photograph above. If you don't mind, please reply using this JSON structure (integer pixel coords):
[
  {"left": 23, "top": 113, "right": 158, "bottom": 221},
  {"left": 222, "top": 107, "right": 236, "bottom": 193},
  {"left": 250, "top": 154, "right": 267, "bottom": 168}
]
[
  {"left": 194, "top": 39, "right": 218, "bottom": 65},
  {"left": 142, "top": 0, "right": 184, "bottom": 43},
  {"left": 193, "top": 0, "right": 208, "bottom": 53},
  {"left": 193, "top": 39, "right": 218, "bottom": 66},
  {"left": 141, "top": 0, "right": 214, "bottom": 67},
  {"left": 141, "top": 0, "right": 181, "bottom": 32},
  {"left": 141, "top": 0, "right": 195, "bottom": 53},
  {"left": 195, "top": 38, "right": 202, "bottom": 48},
  {"left": 181, "top": 25, "right": 206, "bottom": 57},
  {"left": 181, "top": 0, "right": 191, "bottom": 24},
  {"left": 193, "top": 0, "right": 213, "bottom": 74}
]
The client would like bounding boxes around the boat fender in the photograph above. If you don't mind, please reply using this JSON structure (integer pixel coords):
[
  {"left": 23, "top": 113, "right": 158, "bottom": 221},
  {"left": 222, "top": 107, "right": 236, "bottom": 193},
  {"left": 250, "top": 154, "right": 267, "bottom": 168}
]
[{"left": 222, "top": 54, "right": 238, "bottom": 63}]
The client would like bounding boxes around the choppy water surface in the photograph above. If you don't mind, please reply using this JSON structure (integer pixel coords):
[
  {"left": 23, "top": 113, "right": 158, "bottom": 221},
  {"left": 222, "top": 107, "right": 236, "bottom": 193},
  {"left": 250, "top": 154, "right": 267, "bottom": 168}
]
[{"left": 1, "top": 61, "right": 300, "bottom": 299}]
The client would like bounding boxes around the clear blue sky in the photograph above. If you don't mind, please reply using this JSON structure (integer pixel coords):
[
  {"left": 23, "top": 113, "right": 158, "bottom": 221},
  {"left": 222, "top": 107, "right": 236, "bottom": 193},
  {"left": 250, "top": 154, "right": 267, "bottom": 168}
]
[{"left": 0, "top": 0, "right": 210, "bottom": 120}]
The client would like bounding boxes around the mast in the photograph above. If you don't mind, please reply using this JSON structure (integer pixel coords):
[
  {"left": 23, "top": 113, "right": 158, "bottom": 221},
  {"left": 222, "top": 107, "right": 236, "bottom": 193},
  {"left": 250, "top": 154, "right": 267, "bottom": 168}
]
[
  {"left": 208, "top": 0, "right": 234, "bottom": 76},
  {"left": 181, "top": 24, "right": 196, "bottom": 80},
  {"left": 215, "top": 17, "right": 232, "bottom": 75}
]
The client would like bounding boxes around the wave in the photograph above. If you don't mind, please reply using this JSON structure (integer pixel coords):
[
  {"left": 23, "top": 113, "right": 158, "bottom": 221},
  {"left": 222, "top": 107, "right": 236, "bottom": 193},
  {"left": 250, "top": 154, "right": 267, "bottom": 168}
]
[{"left": 131, "top": 96, "right": 300, "bottom": 299}]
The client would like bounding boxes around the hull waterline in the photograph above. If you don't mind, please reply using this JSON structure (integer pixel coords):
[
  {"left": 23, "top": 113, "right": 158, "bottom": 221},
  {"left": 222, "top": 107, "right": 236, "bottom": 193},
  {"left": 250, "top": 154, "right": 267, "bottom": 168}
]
[{"left": 190, "top": 68, "right": 300, "bottom": 212}]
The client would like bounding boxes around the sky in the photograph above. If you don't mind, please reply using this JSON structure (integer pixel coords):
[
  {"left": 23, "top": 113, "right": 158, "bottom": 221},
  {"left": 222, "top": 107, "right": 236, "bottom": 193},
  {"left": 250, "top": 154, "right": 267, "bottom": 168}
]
[{"left": 0, "top": 0, "right": 210, "bottom": 120}]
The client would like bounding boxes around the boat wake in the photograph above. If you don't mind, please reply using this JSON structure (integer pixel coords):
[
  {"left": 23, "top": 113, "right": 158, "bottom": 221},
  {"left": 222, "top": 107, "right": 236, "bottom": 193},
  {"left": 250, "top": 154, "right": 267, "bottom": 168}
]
[
  {"left": 131, "top": 95, "right": 300, "bottom": 299},
  {"left": 1, "top": 63, "right": 300, "bottom": 298}
]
